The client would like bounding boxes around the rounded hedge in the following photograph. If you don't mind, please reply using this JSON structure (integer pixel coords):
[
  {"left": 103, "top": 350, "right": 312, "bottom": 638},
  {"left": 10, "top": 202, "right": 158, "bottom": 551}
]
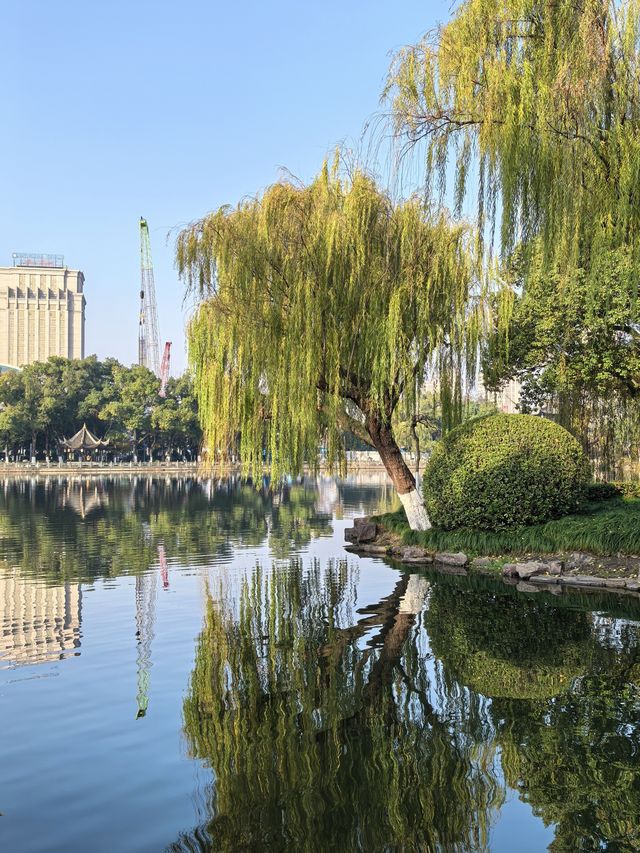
[{"left": 423, "top": 414, "right": 590, "bottom": 530}]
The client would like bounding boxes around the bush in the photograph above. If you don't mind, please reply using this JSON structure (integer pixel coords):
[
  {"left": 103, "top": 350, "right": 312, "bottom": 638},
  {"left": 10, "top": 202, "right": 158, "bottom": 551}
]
[
  {"left": 585, "top": 481, "right": 640, "bottom": 501},
  {"left": 423, "top": 414, "right": 590, "bottom": 530},
  {"left": 585, "top": 481, "right": 621, "bottom": 502},
  {"left": 614, "top": 480, "right": 640, "bottom": 499}
]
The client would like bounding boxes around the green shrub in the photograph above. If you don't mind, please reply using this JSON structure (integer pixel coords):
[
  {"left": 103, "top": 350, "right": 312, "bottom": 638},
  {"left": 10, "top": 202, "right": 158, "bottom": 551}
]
[
  {"left": 423, "top": 414, "right": 590, "bottom": 530},
  {"left": 614, "top": 480, "right": 640, "bottom": 499},
  {"left": 585, "top": 481, "right": 621, "bottom": 502},
  {"left": 585, "top": 481, "right": 640, "bottom": 501}
]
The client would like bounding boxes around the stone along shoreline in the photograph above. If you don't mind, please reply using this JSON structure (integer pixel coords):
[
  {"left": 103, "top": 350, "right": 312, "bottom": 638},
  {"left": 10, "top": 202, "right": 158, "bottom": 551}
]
[{"left": 345, "top": 517, "right": 640, "bottom": 598}]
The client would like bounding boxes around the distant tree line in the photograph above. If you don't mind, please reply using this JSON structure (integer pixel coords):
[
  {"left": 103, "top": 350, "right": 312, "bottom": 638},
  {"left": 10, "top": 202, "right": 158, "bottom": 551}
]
[{"left": 0, "top": 356, "right": 201, "bottom": 461}]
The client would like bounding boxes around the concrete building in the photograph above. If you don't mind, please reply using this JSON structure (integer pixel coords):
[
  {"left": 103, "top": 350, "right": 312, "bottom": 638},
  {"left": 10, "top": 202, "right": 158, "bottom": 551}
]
[
  {"left": 0, "top": 253, "right": 85, "bottom": 367},
  {"left": 482, "top": 377, "right": 522, "bottom": 414}
]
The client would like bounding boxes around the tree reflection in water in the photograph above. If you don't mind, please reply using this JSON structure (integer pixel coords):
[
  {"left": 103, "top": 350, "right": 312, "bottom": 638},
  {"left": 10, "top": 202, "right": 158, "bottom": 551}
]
[
  {"left": 4, "top": 477, "right": 639, "bottom": 850},
  {"left": 174, "top": 562, "right": 502, "bottom": 852},
  {"left": 0, "top": 475, "right": 395, "bottom": 582},
  {"left": 176, "top": 570, "right": 640, "bottom": 852},
  {"left": 427, "top": 579, "right": 640, "bottom": 852}
]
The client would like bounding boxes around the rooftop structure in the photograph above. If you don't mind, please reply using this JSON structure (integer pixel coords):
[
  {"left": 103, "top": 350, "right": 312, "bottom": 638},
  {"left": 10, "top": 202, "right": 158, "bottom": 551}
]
[
  {"left": 12, "top": 253, "right": 65, "bottom": 269},
  {"left": 60, "top": 424, "right": 109, "bottom": 453}
]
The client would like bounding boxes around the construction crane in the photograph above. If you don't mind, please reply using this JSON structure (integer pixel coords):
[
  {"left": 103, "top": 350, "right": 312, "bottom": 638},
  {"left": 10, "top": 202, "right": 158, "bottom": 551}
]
[
  {"left": 138, "top": 217, "right": 161, "bottom": 376},
  {"left": 159, "top": 341, "right": 171, "bottom": 398}
]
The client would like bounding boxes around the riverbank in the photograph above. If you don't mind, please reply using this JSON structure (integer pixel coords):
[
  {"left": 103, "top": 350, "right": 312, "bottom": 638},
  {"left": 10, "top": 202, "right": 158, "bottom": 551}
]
[
  {"left": 0, "top": 459, "right": 392, "bottom": 479},
  {"left": 0, "top": 461, "right": 203, "bottom": 477},
  {"left": 345, "top": 498, "right": 640, "bottom": 598}
]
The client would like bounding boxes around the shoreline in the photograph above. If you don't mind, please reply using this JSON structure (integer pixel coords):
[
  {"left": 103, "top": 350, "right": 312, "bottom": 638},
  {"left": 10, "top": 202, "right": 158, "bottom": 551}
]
[
  {"left": 0, "top": 461, "right": 390, "bottom": 478},
  {"left": 345, "top": 517, "right": 640, "bottom": 601}
]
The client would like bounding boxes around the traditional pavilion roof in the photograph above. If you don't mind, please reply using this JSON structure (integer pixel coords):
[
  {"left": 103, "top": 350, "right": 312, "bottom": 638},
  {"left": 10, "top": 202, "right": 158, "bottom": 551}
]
[{"left": 60, "top": 423, "right": 110, "bottom": 451}]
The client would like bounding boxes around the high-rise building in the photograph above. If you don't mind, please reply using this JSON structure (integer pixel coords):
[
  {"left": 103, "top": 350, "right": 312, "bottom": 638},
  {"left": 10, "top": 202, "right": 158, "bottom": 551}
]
[{"left": 0, "top": 253, "right": 85, "bottom": 367}]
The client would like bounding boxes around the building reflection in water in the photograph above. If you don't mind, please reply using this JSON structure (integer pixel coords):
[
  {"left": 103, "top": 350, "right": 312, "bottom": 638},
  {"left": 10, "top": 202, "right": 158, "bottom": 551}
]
[{"left": 0, "top": 566, "right": 82, "bottom": 668}]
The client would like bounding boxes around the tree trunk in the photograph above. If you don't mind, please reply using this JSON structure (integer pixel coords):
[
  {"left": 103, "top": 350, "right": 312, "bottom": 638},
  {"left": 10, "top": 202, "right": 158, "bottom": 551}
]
[{"left": 366, "top": 415, "right": 431, "bottom": 531}]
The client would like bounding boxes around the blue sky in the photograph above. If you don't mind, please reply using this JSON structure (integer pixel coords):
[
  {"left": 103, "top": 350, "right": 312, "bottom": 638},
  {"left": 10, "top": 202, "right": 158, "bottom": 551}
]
[{"left": 2, "top": 1, "right": 451, "bottom": 373}]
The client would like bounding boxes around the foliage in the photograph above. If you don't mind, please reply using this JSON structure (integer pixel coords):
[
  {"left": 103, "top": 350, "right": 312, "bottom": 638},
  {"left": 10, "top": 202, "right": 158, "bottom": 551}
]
[
  {"left": 391, "top": 387, "right": 498, "bottom": 461},
  {"left": 386, "top": 0, "right": 640, "bottom": 281},
  {"left": 0, "top": 356, "right": 110, "bottom": 452},
  {"left": 585, "top": 481, "right": 622, "bottom": 502},
  {"left": 385, "top": 0, "right": 640, "bottom": 455},
  {"left": 584, "top": 479, "right": 640, "bottom": 501},
  {"left": 483, "top": 246, "right": 640, "bottom": 402},
  {"left": 0, "top": 356, "right": 201, "bottom": 459},
  {"left": 375, "top": 497, "right": 640, "bottom": 556},
  {"left": 615, "top": 480, "right": 640, "bottom": 498},
  {"left": 423, "top": 414, "right": 590, "bottom": 530},
  {"left": 177, "top": 160, "right": 480, "bottom": 499}
]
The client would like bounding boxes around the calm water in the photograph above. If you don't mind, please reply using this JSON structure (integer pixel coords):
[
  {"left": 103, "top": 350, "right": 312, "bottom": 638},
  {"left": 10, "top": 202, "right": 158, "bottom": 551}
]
[{"left": 1, "top": 477, "right": 639, "bottom": 853}]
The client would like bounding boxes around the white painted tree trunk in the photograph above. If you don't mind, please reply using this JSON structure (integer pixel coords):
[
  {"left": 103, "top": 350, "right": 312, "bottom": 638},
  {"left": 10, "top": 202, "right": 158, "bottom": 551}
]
[{"left": 398, "top": 487, "right": 431, "bottom": 531}]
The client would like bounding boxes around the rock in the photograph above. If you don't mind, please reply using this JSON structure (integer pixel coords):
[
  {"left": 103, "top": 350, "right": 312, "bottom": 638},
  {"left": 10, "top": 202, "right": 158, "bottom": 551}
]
[
  {"left": 359, "top": 544, "right": 389, "bottom": 555},
  {"left": 402, "top": 556, "right": 435, "bottom": 565},
  {"left": 529, "top": 574, "right": 559, "bottom": 585},
  {"left": 353, "top": 518, "right": 377, "bottom": 543},
  {"left": 435, "top": 552, "right": 468, "bottom": 567},
  {"left": 625, "top": 579, "right": 640, "bottom": 591},
  {"left": 470, "top": 556, "right": 494, "bottom": 569},
  {"left": 516, "top": 581, "right": 540, "bottom": 593},
  {"left": 603, "top": 578, "right": 627, "bottom": 589},
  {"left": 515, "top": 561, "right": 548, "bottom": 580},
  {"left": 504, "top": 560, "right": 560, "bottom": 579},
  {"left": 564, "top": 552, "right": 596, "bottom": 571},
  {"left": 401, "top": 546, "right": 432, "bottom": 560},
  {"left": 562, "top": 575, "right": 602, "bottom": 587},
  {"left": 345, "top": 517, "right": 378, "bottom": 544}
]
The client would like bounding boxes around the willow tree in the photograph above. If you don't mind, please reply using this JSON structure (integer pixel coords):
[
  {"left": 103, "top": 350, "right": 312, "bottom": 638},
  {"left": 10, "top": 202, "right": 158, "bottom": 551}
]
[
  {"left": 385, "top": 0, "right": 640, "bottom": 448},
  {"left": 177, "top": 164, "right": 478, "bottom": 529}
]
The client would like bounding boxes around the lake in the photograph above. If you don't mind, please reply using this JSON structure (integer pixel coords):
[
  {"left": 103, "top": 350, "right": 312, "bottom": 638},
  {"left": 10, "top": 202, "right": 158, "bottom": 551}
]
[{"left": 1, "top": 476, "right": 639, "bottom": 852}]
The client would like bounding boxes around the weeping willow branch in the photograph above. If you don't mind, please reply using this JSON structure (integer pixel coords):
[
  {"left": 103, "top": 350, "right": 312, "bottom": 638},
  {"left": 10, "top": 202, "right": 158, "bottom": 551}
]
[
  {"left": 177, "top": 159, "right": 481, "bottom": 528},
  {"left": 386, "top": 0, "right": 640, "bottom": 460}
]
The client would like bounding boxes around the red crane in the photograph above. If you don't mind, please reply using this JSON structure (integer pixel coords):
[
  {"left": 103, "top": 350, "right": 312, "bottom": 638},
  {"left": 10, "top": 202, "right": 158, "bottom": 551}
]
[{"left": 159, "top": 341, "right": 171, "bottom": 397}]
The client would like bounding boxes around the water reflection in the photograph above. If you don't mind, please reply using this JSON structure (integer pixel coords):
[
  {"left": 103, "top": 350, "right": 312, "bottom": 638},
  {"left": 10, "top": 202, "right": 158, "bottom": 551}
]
[
  {"left": 1, "top": 477, "right": 639, "bottom": 851},
  {"left": 0, "top": 474, "right": 397, "bottom": 584},
  {"left": 175, "top": 566, "right": 640, "bottom": 852},
  {"left": 0, "top": 569, "right": 82, "bottom": 668},
  {"left": 0, "top": 475, "right": 395, "bottom": 673},
  {"left": 174, "top": 564, "right": 501, "bottom": 852}
]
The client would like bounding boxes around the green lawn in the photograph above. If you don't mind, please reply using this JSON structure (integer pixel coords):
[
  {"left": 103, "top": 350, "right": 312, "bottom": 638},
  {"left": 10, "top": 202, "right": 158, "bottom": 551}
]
[{"left": 373, "top": 498, "right": 640, "bottom": 557}]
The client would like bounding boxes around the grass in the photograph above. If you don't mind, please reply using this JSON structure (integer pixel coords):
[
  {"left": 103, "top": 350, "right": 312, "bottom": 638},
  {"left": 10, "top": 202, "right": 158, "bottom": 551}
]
[{"left": 373, "top": 497, "right": 640, "bottom": 557}]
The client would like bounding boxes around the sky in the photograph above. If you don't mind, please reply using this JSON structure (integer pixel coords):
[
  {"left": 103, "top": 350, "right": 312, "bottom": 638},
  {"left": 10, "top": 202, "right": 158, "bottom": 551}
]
[{"left": 2, "top": 1, "right": 452, "bottom": 374}]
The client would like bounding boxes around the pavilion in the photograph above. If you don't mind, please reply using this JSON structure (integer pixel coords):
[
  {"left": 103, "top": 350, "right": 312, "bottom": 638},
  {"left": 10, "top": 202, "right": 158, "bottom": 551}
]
[{"left": 60, "top": 424, "right": 110, "bottom": 459}]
